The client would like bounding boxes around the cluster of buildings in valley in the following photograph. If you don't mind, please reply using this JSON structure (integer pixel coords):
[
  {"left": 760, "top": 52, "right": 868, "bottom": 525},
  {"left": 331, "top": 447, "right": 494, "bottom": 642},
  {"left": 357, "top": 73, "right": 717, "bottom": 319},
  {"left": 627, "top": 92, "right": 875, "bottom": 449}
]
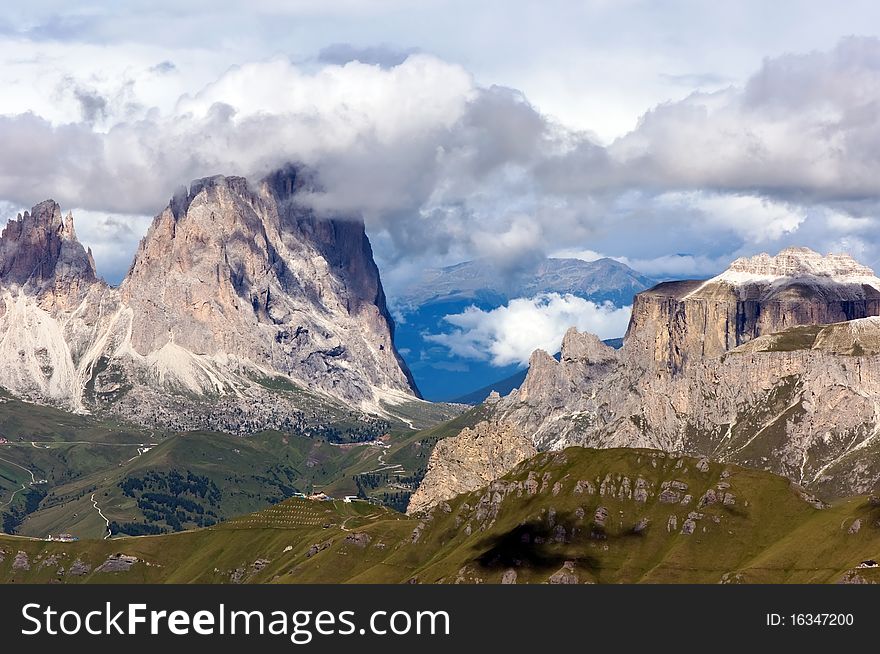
[
  {"left": 46, "top": 534, "right": 78, "bottom": 542},
  {"left": 293, "top": 491, "right": 364, "bottom": 504}
]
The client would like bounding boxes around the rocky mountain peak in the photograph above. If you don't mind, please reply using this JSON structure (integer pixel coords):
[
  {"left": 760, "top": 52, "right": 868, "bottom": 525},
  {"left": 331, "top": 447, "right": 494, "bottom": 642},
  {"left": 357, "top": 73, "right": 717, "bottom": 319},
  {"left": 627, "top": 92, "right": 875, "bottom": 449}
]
[
  {"left": 0, "top": 200, "right": 98, "bottom": 298},
  {"left": 560, "top": 327, "right": 618, "bottom": 364},
  {"left": 118, "top": 165, "right": 419, "bottom": 408},
  {"left": 518, "top": 349, "right": 558, "bottom": 401}
]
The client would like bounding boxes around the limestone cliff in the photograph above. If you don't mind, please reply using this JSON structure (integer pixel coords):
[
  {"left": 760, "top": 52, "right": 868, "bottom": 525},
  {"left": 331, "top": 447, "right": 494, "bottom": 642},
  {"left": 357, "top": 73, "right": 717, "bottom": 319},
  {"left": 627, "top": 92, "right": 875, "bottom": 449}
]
[
  {"left": 115, "top": 169, "right": 418, "bottom": 410},
  {"left": 411, "top": 248, "right": 880, "bottom": 512},
  {"left": 626, "top": 247, "right": 880, "bottom": 373},
  {"left": 407, "top": 420, "right": 537, "bottom": 515},
  {"left": 0, "top": 200, "right": 99, "bottom": 309}
]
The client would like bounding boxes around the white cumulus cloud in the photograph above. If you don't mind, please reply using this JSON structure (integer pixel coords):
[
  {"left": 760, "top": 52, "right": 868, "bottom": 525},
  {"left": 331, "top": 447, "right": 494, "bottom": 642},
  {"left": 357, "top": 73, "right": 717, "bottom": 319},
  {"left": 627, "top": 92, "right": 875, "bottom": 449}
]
[
  {"left": 426, "top": 293, "right": 631, "bottom": 367},
  {"left": 4, "top": 32, "right": 880, "bottom": 292}
]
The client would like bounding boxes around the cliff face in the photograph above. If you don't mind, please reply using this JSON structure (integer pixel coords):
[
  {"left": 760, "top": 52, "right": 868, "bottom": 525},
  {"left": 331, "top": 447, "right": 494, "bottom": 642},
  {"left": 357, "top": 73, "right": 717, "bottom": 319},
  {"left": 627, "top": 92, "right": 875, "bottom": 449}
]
[
  {"left": 500, "top": 320, "right": 880, "bottom": 499},
  {"left": 406, "top": 419, "right": 537, "bottom": 515},
  {"left": 0, "top": 168, "right": 419, "bottom": 430},
  {"left": 626, "top": 248, "right": 880, "bottom": 373},
  {"left": 411, "top": 249, "right": 880, "bottom": 512},
  {"left": 117, "top": 170, "right": 417, "bottom": 407},
  {"left": 0, "top": 201, "right": 110, "bottom": 406}
]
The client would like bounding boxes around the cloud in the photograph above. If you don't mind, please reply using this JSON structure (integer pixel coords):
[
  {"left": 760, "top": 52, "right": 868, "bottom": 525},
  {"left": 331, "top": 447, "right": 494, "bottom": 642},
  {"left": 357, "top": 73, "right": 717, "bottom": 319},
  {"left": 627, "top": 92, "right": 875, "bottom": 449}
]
[
  {"left": 613, "top": 254, "right": 729, "bottom": 279},
  {"left": 3, "top": 36, "right": 880, "bottom": 293},
  {"left": 655, "top": 192, "right": 806, "bottom": 243},
  {"left": 550, "top": 248, "right": 606, "bottom": 263},
  {"left": 600, "top": 37, "right": 880, "bottom": 203},
  {"left": 469, "top": 215, "right": 546, "bottom": 272},
  {"left": 0, "top": 53, "right": 571, "bottom": 278},
  {"left": 316, "top": 43, "right": 420, "bottom": 68},
  {"left": 0, "top": 54, "right": 477, "bottom": 211},
  {"left": 72, "top": 87, "right": 108, "bottom": 124},
  {"left": 150, "top": 60, "right": 177, "bottom": 74},
  {"left": 426, "top": 293, "right": 632, "bottom": 367},
  {"left": 658, "top": 72, "right": 732, "bottom": 88}
]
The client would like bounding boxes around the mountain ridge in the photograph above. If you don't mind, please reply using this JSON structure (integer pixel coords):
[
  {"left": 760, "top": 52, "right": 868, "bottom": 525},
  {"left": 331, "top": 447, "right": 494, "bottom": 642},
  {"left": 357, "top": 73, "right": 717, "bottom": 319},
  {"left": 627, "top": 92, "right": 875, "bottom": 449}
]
[
  {"left": 411, "top": 247, "right": 880, "bottom": 512},
  {"left": 0, "top": 166, "right": 421, "bottom": 431},
  {"left": 395, "top": 256, "right": 656, "bottom": 310}
]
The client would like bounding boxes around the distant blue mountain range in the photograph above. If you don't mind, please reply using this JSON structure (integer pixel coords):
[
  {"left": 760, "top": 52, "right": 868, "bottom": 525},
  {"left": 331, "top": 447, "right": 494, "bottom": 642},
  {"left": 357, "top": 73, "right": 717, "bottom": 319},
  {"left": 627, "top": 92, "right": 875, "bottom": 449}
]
[{"left": 390, "top": 257, "right": 656, "bottom": 401}]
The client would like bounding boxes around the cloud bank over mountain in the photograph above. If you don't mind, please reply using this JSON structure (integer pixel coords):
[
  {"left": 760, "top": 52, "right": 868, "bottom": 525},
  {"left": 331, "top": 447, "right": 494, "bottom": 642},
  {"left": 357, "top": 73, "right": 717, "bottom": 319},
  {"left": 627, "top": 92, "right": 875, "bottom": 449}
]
[{"left": 1, "top": 6, "right": 880, "bottom": 288}]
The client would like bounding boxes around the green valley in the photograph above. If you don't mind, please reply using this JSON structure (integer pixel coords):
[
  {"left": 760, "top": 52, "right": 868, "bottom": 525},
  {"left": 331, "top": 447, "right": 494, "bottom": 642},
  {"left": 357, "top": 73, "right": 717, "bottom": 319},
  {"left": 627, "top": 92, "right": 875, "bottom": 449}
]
[{"left": 2, "top": 446, "right": 878, "bottom": 584}]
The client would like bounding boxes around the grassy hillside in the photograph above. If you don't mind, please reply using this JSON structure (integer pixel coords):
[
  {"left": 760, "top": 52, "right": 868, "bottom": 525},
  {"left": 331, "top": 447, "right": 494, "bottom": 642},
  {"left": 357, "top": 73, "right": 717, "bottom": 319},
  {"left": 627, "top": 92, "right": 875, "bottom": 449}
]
[
  {"left": 0, "top": 389, "right": 465, "bottom": 539},
  {"left": 2, "top": 446, "right": 878, "bottom": 584}
]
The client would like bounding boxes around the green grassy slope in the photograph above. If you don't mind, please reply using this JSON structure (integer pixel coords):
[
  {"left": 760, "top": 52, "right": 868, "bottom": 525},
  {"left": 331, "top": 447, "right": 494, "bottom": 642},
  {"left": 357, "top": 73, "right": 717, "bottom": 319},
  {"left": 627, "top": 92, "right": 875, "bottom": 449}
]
[
  {"left": 15, "top": 429, "right": 407, "bottom": 539},
  {"left": 0, "top": 387, "right": 465, "bottom": 540},
  {"left": 3, "top": 446, "right": 878, "bottom": 584}
]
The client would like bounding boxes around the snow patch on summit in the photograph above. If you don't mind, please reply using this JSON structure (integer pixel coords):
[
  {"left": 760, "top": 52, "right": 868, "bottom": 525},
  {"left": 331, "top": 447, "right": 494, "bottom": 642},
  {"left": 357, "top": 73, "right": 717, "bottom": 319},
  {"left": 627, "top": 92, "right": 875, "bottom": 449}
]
[
  {"left": 685, "top": 247, "right": 880, "bottom": 298},
  {"left": 718, "top": 247, "right": 880, "bottom": 286}
]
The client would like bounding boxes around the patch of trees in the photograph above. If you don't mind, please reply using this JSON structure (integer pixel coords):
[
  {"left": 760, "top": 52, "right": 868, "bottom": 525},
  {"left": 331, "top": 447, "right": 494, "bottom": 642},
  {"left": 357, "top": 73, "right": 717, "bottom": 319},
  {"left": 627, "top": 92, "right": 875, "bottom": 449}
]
[
  {"left": 121, "top": 470, "right": 221, "bottom": 504},
  {"left": 319, "top": 416, "right": 390, "bottom": 444},
  {"left": 1, "top": 488, "right": 46, "bottom": 534},
  {"left": 118, "top": 470, "right": 221, "bottom": 532},
  {"left": 381, "top": 491, "right": 411, "bottom": 513},
  {"left": 110, "top": 521, "right": 165, "bottom": 536}
]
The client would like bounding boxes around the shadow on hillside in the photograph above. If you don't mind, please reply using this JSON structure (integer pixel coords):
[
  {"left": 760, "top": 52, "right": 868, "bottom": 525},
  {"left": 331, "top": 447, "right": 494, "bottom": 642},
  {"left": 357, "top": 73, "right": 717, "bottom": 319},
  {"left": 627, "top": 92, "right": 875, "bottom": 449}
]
[{"left": 472, "top": 511, "right": 601, "bottom": 573}]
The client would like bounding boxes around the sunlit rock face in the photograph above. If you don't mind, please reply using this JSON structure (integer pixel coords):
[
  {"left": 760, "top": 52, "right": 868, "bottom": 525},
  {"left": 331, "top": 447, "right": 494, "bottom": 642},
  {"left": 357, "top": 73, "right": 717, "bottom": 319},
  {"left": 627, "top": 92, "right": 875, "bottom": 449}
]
[
  {"left": 411, "top": 249, "right": 880, "bottom": 513},
  {"left": 0, "top": 167, "right": 419, "bottom": 430},
  {"left": 625, "top": 247, "right": 880, "bottom": 373}
]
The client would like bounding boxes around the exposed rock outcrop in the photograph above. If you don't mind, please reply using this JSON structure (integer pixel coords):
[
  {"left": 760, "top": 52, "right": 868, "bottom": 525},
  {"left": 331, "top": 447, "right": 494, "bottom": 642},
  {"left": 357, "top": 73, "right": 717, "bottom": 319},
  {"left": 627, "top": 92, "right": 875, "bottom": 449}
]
[
  {"left": 12, "top": 550, "right": 30, "bottom": 571},
  {"left": 95, "top": 554, "right": 138, "bottom": 573},
  {"left": 498, "top": 316, "right": 880, "bottom": 498},
  {"left": 547, "top": 561, "right": 578, "bottom": 584},
  {"left": 406, "top": 420, "right": 536, "bottom": 515},
  {"left": 625, "top": 247, "right": 880, "bottom": 374},
  {"left": 0, "top": 200, "right": 98, "bottom": 308}
]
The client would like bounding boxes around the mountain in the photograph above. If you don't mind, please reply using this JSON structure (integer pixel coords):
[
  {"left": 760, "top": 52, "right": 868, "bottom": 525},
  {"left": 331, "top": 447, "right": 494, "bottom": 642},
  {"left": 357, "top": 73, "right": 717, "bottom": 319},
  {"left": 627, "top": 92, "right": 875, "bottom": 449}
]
[
  {"left": 0, "top": 167, "right": 422, "bottom": 433},
  {"left": 411, "top": 247, "right": 880, "bottom": 511},
  {"left": 627, "top": 247, "right": 880, "bottom": 373},
  {"left": 4, "top": 445, "right": 879, "bottom": 584},
  {"left": 392, "top": 257, "right": 655, "bottom": 401},
  {"left": 451, "top": 338, "right": 623, "bottom": 405},
  {"left": 396, "top": 257, "right": 656, "bottom": 310},
  {"left": 0, "top": 200, "right": 98, "bottom": 309}
]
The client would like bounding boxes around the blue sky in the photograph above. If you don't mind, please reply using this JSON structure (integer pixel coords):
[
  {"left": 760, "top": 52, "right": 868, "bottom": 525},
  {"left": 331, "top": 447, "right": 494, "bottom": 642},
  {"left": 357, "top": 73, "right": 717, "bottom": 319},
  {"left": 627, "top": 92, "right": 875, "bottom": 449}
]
[{"left": 1, "top": 0, "right": 880, "bottom": 294}]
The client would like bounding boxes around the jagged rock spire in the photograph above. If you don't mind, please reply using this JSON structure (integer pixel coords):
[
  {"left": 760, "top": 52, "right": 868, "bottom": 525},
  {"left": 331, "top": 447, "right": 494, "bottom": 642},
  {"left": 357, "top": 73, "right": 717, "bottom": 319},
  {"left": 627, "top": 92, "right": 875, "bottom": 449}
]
[{"left": 0, "top": 200, "right": 98, "bottom": 293}]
